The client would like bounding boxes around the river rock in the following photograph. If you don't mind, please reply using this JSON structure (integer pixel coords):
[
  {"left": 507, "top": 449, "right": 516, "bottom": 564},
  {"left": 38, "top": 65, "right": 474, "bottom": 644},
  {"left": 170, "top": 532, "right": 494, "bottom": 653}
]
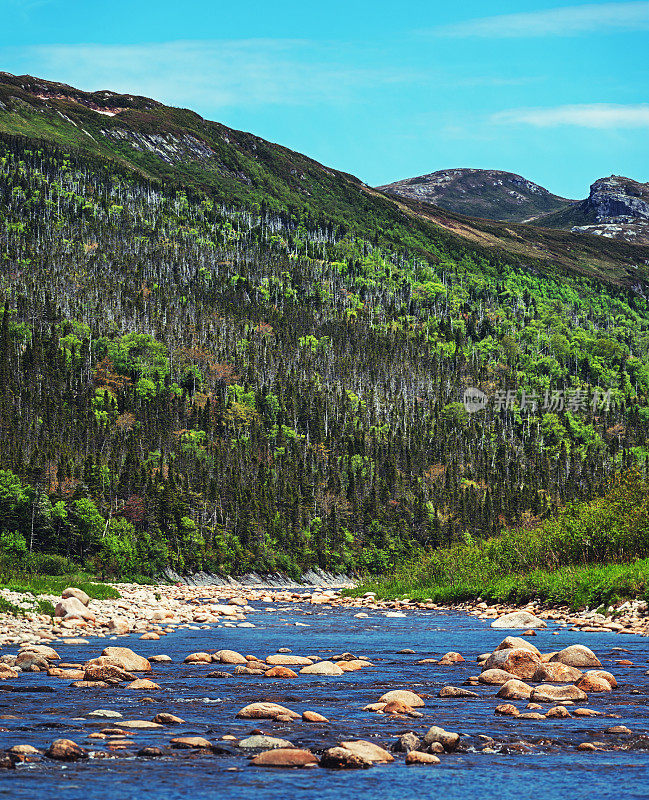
[
  {"left": 207, "top": 670, "right": 232, "bottom": 679},
  {"left": 236, "top": 702, "right": 300, "bottom": 720},
  {"left": 149, "top": 655, "right": 172, "bottom": 663},
  {"left": 439, "top": 686, "right": 478, "bottom": 698},
  {"left": 394, "top": 732, "right": 421, "bottom": 752},
  {"left": 234, "top": 666, "right": 265, "bottom": 676},
  {"left": 423, "top": 725, "right": 460, "bottom": 751},
  {"left": 108, "top": 618, "right": 130, "bottom": 634},
  {"left": 546, "top": 706, "right": 572, "bottom": 718},
  {"left": 439, "top": 652, "right": 465, "bottom": 663},
  {"left": 378, "top": 690, "right": 424, "bottom": 707},
  {"left": 479, "top": 669, "right": 520, "bottom": 685},
  {"left": 7, "top": 744, "right": 40, "bottom": 760},
  {"left": 605, "top": 725, "right": 632, "bottom": 734},
  {"left": 338, "top": 660, "right": 370, "bottom": 672},
  {"left": 264, "top": 666, "right": 298, "bottom": 678},
  {"left": 550, "top": 645, "right": 601, "bottom": 668},
  {"left": 496, "top": 679, "right": 533, "bottom": 700},
  {"left": 302, "top": 710, "right": 329, "bottom": 722},
  {"left": 494, "top": 637, "right": 541, "bottom": 654},
  {"left": 19, "top": 644, "right": 60, "bottom": 661},
  {"left": 170, "top": 736, "right": 213, "bottom": 749},
  {"left": 494, "top": 704, "right": 520, "bottom": 716},
  {"left": 532, "top": 663, "right": 583, "bottom": 683},
  {"left": 45, "top": 739, "right": 88, "bottom": 761},
  {"left": 62, "top": 587, "right": 90, "bottom": 606},
  {"left": 138, "top": 746, "right": 166, "bottom": 757},
  {"left": 299, "top": 661, "right": 343, "bottom": 676},
  {"left": 575, "top": 674, "right": 613, "bottom": 693},
  {"left": 530, "top": 684, "right": 588, "bottom": 703},
  {"left": 16, "top": 652, "right": 49, "bottom": 669},
  {"left": 55, "top": 597, "right": 95, "bottom": 622},
  {"left": 127, "top": 679, "right": 160, "bottom": 690},
  {"left": 87, "top": 709, "right": 123, "bottom": 719},
  {"left": 405, "top": 751, "right": 440, "bottom": 765},
  {"left": 320, "top": 746, "right": 372, "bottom": 769},
  {"left": 84, "top": 663, "right": 135, "bottom": 682},
  {"left": 215, "top": 650, "right": 248, "bottom": 665},
  {"left": 249, "top": 748, "right": 318, "bottom": 768},
  {"left": 339, "top": 740, "right": 394, "bottom": 763},
  {"left": 120, "top": 720, "right": 163, "bottom": 729},
  {"left": 482, "top": 648, "right": 541, "bottom": 680},
  {"left": 266, "top": 655, "right": 313, "bottom": 666},
  {"left": 183, "top": 652, "right": 212, "bottom": 664},
  {"left": 584, "top": 670, "right": 617, "bottom": 689},
  {"left": 238, "top": 735, "right": 294, "bottom": 750},
  {"left": 101, "top": 647, "right": 151, "bottom": 672},
  {"left": 48, "top": 667, "right": 85, "bottom": 680},
  {"left": 0, "top": 664, "right": 18, "bottom": 679},
  {"left": 152, "top": 713, "right": 185, "bottom": 724},
  {"left": 491, "top": 612, "right": 546, "bottom": 629}
]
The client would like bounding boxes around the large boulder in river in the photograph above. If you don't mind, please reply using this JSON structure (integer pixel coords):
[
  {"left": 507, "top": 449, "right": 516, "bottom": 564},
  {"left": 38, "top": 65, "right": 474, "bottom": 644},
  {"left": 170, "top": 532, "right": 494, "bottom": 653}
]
[
  {"left": 496, "top": 679, "right": 533, "bottom": 700},
  {"left": 101, "top": 647, "right": 151, "bottom": 672},
  {"left": 479, "top": 669, "right": 520, "bottom": 685},
  {"left": 250, "top": 748, "right": 319, "bottom": 768},
  {"left": 491, "top": 611, "right": 546, "bottom": 629},
  {"left": 45, "top": 739, "right": 88, "bottom": 761},
  {"left": 300, "top": 661, "right": 343, "bottom": 676},
  {"left": 266, "top": 655, "right": 313, "bottom": 666},
  {"left": 494, "top": 637, "right": 541, "bottom": 655},
  {"left": 482, "top": 648, "right": 541, "bottom": 680},
  {"left": 550, "top": 645, "right": 601, "bottom": 668},
  {"left": 215, "top": 650, "right": 247, "bottom": 665},
  {"left": 575, "top": 674, "right": 613, "bottom": 693},
  {"left": 236, "top": 702, "right": 300, "bottom": 720},
  {"left": 423, "top": 725, "right": 460, "bottom": 752},
  {"left": 378, "top": 690, "right": 425, "bottom": 708},
  {"left": 339, "top": 740, "right": 394, "bottom": 763},
  {"left": 532, "top": 662, "right": 583, "bottom": 683},
  {"left": 320, "top": 746, "right": 372, "bottom": 769},
  {"left": 530, "top": 684, "right": 588, "bottom": 703}
]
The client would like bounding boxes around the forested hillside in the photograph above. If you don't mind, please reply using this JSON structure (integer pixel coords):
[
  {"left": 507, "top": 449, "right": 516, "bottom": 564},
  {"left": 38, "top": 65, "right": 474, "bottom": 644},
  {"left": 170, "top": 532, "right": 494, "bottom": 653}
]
[{"left": 1, "top": 133, "right": 649, "bottom": 579}]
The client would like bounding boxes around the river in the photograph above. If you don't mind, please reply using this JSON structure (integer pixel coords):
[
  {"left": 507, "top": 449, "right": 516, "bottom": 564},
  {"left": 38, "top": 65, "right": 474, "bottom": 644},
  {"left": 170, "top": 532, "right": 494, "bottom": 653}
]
[{"left": 1, "top": 600, "right": 648, "bottom": 800}]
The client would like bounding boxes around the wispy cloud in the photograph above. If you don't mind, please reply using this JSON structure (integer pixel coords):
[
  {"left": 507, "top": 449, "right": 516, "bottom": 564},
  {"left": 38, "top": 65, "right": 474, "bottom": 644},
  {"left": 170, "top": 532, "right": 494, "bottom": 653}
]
[
  {"left": 0, "top": 40, "right": 420, "bottom": 110},
  {"left": 435, "top": 2, "right": 649, "bottom": 38},
  {"left": 493, "top": 103, "right": 649, "bottom": 128}
]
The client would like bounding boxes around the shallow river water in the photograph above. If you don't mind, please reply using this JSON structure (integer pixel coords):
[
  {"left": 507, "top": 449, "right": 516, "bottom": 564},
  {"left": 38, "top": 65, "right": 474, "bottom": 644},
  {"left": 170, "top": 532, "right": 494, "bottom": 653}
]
[{"left": 1, "top": 601, "right": 649, "bottom": 800}]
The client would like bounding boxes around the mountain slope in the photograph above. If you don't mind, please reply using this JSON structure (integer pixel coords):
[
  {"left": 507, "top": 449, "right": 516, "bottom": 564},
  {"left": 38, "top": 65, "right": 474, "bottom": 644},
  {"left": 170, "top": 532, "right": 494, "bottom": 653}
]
[
  {"left": 377, "top": 168, "right": 573, "bottom": 223},
  {"left": 1, "top": 73, "right": 649, "bottom": 289}
]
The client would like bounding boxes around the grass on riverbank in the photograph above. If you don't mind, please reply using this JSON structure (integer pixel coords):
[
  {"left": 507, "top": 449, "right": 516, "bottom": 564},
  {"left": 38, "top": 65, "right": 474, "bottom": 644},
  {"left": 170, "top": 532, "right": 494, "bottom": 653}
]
[
  {"left": 0, "top": 573, "right": 121, "bottom": 600},
  {"left": 351, "top": 469, "right": 649, "bottom": 609}
]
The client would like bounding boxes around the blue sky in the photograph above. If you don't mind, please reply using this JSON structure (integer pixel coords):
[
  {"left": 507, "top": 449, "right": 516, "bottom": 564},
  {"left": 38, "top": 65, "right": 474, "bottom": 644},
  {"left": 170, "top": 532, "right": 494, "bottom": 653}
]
[{"left": 1, "top": 0, "right": 647, "bottom": 198}]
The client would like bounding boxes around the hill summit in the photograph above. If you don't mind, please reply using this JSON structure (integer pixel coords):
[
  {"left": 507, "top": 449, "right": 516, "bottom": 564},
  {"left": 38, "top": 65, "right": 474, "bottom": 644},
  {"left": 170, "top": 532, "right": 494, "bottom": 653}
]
[{"left": 377, "top": 168, "right": 573, "bottom": 223}]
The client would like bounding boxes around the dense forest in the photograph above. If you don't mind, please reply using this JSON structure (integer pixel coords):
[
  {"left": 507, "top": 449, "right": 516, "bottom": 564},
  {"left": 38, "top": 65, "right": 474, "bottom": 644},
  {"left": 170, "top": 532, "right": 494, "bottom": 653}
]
[{"left": 0, "top": 132, "right": 648, "bottom": 579}]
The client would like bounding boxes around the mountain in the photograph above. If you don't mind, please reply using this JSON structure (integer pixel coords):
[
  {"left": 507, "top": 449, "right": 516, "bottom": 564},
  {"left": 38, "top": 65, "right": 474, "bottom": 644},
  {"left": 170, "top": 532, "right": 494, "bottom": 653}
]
[
  {"left": 0, "top": 73, "right": 648, "bottom": 581},
  {"left": 377, "top": 168, "right": 574, "bottom": 223},
  {"left": 1, "top": 73, "right": 648, "bottom": 289},
  {"left": 534, "top": 175, "right": 649, "bottom": 245}
]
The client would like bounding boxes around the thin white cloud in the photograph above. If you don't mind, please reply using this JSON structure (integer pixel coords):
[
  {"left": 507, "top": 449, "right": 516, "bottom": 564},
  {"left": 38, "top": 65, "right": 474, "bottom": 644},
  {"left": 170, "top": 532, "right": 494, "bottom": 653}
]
[
  {"left": 0, "top": 40, "right": 420, "bottom": 110},
  {"left": 493, "top": 103, "right": 649, "bottom": 127},
  {"left": 435, "top": 1, "right": 649, "bottom": 37}
]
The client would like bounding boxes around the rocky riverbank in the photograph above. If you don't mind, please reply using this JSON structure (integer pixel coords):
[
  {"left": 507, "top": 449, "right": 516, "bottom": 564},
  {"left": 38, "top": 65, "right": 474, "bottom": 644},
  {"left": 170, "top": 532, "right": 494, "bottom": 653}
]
[{"left": 1, "top": 580, "right": 648, "bottom": 653}]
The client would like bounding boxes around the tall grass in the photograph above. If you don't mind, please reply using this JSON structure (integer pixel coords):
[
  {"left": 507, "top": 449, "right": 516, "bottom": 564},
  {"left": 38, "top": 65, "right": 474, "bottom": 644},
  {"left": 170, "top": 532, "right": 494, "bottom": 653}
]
[{"left": 353, "top": 469, "right": 649, "bottom": 608}]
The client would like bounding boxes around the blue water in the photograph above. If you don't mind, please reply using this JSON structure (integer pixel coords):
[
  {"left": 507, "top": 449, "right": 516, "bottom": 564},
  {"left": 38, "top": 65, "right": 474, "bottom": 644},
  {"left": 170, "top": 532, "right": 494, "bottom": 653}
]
[{"left": 1, "top": 603, "right": 648, "bottom": 799}]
